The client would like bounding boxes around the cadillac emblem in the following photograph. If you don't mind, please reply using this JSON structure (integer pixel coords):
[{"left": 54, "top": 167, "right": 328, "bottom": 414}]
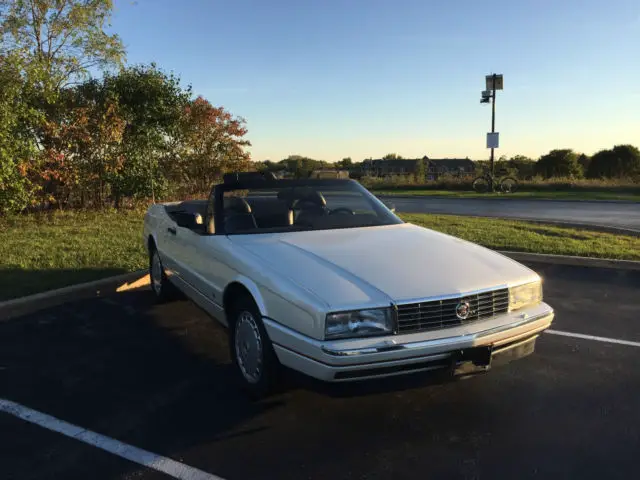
[{"left": 455, "top": 301, "right": 471, "bottom": 320}]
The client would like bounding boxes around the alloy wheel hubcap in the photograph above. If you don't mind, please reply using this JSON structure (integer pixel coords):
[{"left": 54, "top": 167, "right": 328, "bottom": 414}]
[{"left": 234, "top": 311, "right": 263, "bottom": 384}]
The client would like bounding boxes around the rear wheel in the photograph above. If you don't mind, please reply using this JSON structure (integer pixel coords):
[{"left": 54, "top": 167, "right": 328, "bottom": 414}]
[
  {"left": 472, "top": 176, "right": 490, "bottom": 193},
  {"left": 500, "top": 177, "right": 519, "bottom": 193},
  {"left": 229, "top": 294, "right": 279, "bottom": 398},
  {"left": 149, "top": 247, "right": 174, "bottom": 302}
]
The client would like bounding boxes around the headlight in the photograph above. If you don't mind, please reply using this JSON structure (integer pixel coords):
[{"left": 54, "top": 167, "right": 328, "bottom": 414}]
[
  {"left": 325, "top": 308, "right": 394, "bottom": 340},
  {"left": 509, "top": 281, "right": 542, "bottom": 311}
]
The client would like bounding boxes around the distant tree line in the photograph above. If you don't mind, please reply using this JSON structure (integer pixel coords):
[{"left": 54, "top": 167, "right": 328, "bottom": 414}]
[
  {"left": 534, "top": 146, "right": 639, "bottom": 179},
  {"left": 259, "top": 155, "right": 339, "bottom": 179},
  {"left": 260, "top": 146, "right": 640, "bottom": 182},
  {"left": 0, "top": 0, "right": 251, "bottom": 213}
]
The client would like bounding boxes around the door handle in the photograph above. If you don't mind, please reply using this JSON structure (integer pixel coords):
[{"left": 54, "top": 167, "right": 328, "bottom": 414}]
[{"left": 167, "top": 227, "right": 177, "bottom": 235}]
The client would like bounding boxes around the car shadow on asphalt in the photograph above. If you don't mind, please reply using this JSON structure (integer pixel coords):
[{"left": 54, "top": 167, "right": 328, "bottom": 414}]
[{"left": 282, "top": 365, "right": 469, "bottom": 399}]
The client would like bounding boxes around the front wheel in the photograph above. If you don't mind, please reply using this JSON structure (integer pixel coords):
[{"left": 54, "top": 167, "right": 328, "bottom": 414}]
[
  {"left": 472, "top": 176, "right": 490, "bottom": 193},
  {"left": 500, "top": 177, "right": 519, "bottom": 193},
  {"left": 229, "top": 294, "right": 280, "bottom": 398}
]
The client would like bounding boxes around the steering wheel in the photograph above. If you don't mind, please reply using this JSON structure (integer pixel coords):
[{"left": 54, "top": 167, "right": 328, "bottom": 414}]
[{"left": 329, "top": 207, "right": 355, "bottom": 215}]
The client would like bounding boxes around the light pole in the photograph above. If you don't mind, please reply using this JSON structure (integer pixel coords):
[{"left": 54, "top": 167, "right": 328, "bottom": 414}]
[{"left": 481, "top": 73, "right": 503, "bottom": 192}]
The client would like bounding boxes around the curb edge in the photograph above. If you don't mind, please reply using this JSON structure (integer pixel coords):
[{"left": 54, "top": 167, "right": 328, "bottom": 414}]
[
  {"left": 0, "top": 270, "right": 150, "bottom": 321},
  {"left": 498, "top": 251, "right": 640, "bottom": 271}
]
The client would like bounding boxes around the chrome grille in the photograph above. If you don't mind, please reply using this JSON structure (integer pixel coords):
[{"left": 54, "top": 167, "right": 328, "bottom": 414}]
[{"left": 396, "top": 288, "right": 509, "bottom": 334}]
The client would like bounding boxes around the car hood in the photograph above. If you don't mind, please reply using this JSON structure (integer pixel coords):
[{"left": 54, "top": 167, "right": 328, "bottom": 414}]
[{"left": 230, "top": 224, "right": 539, "bottom": 310}]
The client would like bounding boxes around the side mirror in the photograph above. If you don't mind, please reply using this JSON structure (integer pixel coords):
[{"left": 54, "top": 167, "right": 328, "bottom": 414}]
[{"left": 174, "top": 212, "right": 203, "bottom": 230}]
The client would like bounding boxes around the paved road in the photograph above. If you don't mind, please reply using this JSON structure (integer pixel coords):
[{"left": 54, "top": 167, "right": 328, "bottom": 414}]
[
  {"left": 2, "top": 264, "right": 640, "bottom": 480},
  {"left": 384, "top": 197, "right": 640, "bottom": 232}
]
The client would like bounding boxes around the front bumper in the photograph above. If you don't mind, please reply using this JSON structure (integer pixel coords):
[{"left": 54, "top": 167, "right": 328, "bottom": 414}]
[{"left": 265, "top": 302, "right": 554, "bottom": 382}]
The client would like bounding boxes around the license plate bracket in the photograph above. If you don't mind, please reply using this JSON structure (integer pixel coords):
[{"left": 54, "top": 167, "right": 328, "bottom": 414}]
[{"left": 452, "top": 346, "right": 493, "bottom": 376}]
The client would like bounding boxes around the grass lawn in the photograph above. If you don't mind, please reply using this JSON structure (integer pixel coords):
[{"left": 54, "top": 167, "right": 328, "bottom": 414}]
[
  {"left": 402, "top": 213, "right": 640, "bottom": 260},
  {"left": 0, "top": 209, "right": 147, "bottom": 302},
  {"left": 373, "top": 189, "right": 640, "bottom": 202},
  {"left": 1, "top": 210, "right": 639, "bottom": 301}
]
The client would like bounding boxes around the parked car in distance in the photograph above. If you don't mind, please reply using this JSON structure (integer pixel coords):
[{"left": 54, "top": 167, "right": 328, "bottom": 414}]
[{"left": 143, "top": 172, "right": 554, "bottom": 397}]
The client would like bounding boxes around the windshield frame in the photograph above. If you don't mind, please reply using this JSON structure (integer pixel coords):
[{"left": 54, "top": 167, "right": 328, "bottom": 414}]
[{"left": 210, "top": 178, "right": 402, "bottom": 235}]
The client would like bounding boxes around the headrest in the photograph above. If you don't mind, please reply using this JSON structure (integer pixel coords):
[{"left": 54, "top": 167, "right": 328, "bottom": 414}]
[
  {"left": 224, "top": 196, "right": 252, "bottom": 214},
  {"left": 277, "top": 187, "right": 326, "bottom": 208}
]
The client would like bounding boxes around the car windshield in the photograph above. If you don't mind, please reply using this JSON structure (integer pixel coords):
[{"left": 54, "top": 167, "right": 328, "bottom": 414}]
[{"left": 219, "top": 180, "right": 402, "bottom": 234}]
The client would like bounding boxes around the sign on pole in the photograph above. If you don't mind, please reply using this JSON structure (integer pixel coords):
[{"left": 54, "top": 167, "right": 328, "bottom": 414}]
[
  {"left": 486, "top": 132, "right": 499, "bottom": 148},
  {"left": 485, "top": 74, "right": 503, "bottom": 91}
]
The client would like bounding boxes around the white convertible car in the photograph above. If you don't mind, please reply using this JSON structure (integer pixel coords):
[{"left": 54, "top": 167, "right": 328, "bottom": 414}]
[{"left": 143, "top": 173, "right": 554, "bottom": 396}]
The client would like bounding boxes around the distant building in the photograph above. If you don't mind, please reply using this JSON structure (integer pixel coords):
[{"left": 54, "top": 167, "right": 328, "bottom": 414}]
[
  {"left": 311, "top": 170, "right": 350, "bottom": 179},
  {"left": 427, "top": 158, "right": 476, "bottom": 180},
  {"left": 361, "top": 157, "right": 476, "bottom": 180},
  {"left": 361, "top": 159, "right": 423, "bottom": 176}
]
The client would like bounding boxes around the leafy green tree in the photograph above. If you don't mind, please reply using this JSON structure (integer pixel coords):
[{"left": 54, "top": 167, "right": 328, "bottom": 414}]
[
  {"left": 507, "top": 155, "right": 535, "bottom": 179},
  {"left": 279, "top": 155, "right": 329, "bottom": 178},
  {"left": 335, "top": 157, "right": 352, "bottom": 169},
  {"left": 535, "top": 149, "right": 582, "bottom": 178},
  {"left": 0, "top": 0, "right": 125, "bottom": 88},
  {"left": 382, "top": 153, "right": 402, "bottom": 160},
  {"left": 414, "top": 158, "right": 425, "bottom": 181},
  {"left": 172, "top": 96, "right": 251, "bottom": 194},
  {"left": 258, "top": 160, "right": 280, "bottom": 172},
  {"left": 103, "top": 64, "right": 190, "bottom": 204},
  {"left": 587, "top": 145, "right": 640, "bottom": 179},
  {"left": 0, "top": 51, "right": 41, "bottom": 212},
  {"left": 576, "top": 153, "right": 590, "bottom": 176},
  {"left": 1, "top": 0, "right": 125, "bottom": 210},
  {"left": 41, "top": 81, "right": 126, "bottom": 207}
]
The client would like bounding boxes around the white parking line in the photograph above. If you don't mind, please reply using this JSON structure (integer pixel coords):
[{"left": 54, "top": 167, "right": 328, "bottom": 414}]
[
  {"left": 546, "top": 329, "right": 640, "bottom": 348},
  {"left": 0, "top": 398, "right": 223, "bottom": 480}
]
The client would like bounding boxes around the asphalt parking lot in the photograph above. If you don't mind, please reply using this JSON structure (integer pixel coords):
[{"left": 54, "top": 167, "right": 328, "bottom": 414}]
[
  {"left": 386, "top": 196, "right": 640, "bottom": 232},
  {"left": 2, "top": 263, "right": 640, "bottom": 480}
]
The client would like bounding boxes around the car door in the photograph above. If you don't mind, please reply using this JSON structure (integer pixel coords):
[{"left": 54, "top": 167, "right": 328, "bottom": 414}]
[
  {"left": 163, "top": 223, "right": 201, "bottom": 289},
  {"left": 152, "top": 212, "right": 184, "bottom": 281},
  {"left": 170, "top": 226, "right": 230, "bottom": 322}
]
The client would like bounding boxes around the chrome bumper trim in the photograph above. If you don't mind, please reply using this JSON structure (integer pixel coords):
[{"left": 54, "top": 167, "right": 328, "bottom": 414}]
[{"left": 321, "top": 309, "right": 554, "bottom": 357}]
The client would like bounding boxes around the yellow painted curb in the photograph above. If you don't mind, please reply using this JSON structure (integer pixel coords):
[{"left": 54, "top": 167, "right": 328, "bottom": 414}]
[{"left": 116, "top": 274, "right": 151, "bottom": 292}]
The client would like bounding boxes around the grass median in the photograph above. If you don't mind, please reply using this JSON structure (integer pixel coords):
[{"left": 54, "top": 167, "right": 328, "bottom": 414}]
[
  {"left": 0, "top": 209, "right": 148, "bottom": 302},
  {"left": 1, "top": 210, "right": 639, "bottom": 301},
  {"left": 402, "top": 213, "right": 640, "bottom": 260}
]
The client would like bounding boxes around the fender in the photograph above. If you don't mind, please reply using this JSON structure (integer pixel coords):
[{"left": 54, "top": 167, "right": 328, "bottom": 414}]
[
  {"left": 146, "top": 231, "right": 159, "bottom": 254},
  {"left": 227, "top": 274, "right": 269, "bottom": 317}
]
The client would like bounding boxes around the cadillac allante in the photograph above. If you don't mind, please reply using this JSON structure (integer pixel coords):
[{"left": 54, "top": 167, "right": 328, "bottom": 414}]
[{"left": 143, "top": 172, "right": 554, "bottom": 397}]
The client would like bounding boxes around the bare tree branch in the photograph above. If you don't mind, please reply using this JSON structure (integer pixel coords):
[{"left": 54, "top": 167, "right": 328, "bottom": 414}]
[
  {"left": 29, "top": 0, "right": 43, "bottom": 57},
  {"left": 46, "top": 0, "right": 69, "bottom": 60}
]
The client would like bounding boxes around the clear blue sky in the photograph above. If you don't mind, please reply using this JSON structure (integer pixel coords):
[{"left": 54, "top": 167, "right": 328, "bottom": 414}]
[{"left": 110, "top": 0, "right": 639, "bottom": 162}]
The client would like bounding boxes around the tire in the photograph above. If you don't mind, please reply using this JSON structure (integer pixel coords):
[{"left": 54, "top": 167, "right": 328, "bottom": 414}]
[
  {"left": 149, "top": 247, "right": 174, "bottom": 302},
  {"left": 500, "top": 177, "right": 519, "bottom": 193},
  {"left": 228, "top": 293, "right": 280, "bottom": 398},
  {"left": 472, "top": 176, "right": 490, "bottom": 193}
]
